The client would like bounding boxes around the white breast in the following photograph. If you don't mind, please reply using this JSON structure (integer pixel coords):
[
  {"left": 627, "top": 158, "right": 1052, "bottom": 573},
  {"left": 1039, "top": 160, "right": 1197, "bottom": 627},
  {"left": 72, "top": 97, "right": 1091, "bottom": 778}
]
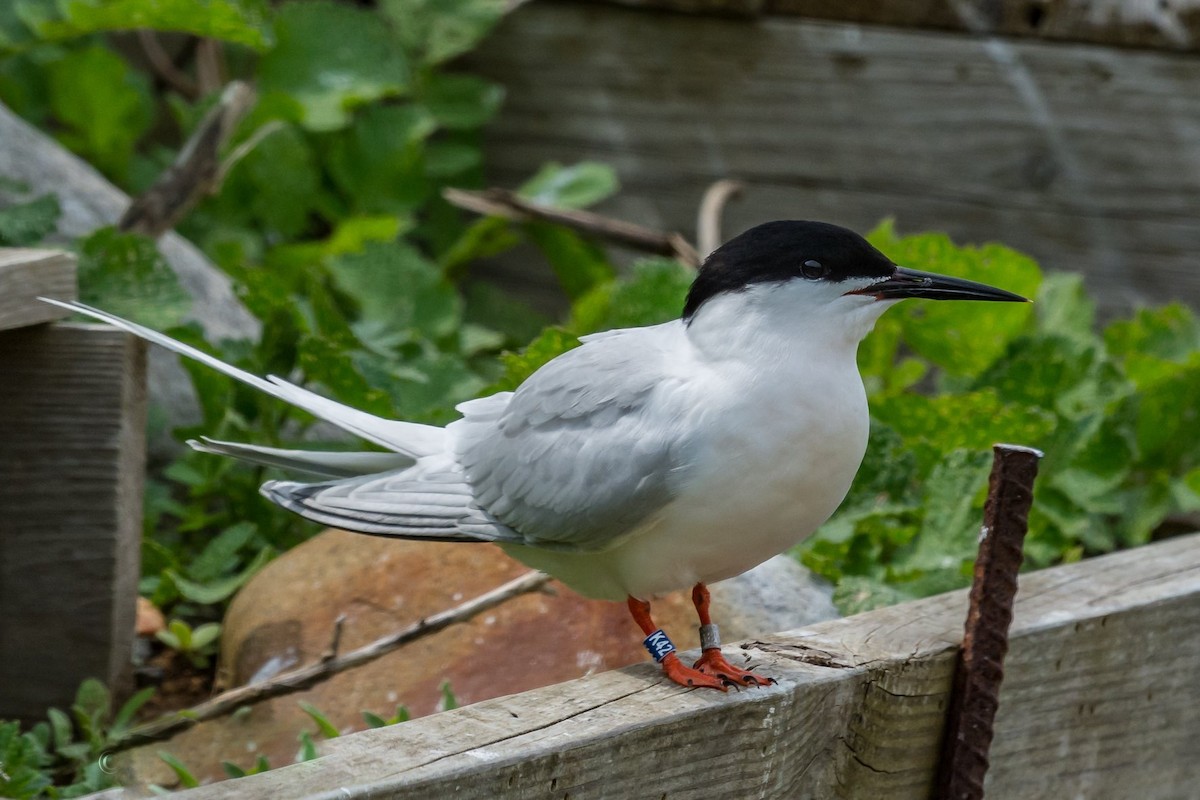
[
  {"left": 499, "top": 282, "right": 890, "bottom": 601},
  {"left": 609, "top": 355, "right": 869, "bottom": 597}
]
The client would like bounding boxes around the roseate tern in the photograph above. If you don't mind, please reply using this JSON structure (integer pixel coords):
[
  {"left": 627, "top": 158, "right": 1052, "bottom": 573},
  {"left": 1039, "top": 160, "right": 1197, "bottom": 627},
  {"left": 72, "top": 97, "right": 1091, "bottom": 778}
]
[{"left": 44, "top": 220, "right": 1027, "bottom": 690}]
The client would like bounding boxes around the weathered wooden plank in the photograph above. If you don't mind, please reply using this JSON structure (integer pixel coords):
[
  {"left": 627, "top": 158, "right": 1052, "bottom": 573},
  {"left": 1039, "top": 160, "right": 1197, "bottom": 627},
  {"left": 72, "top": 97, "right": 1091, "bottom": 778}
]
[
  {"left": 0, "top": 324, "right": 146, "bottom": 723},
  {"left": 126, "top": 532, "right": 1200, "bottom": 799},
  {"left": 0, "top": 249, "right": 76, "bottom": 331},
  {"left": 606, "top": 0, "right": 1200, "bottom": 53},
  {"left": 468, "top": 3, "right": 1200, "bottom": 313}
]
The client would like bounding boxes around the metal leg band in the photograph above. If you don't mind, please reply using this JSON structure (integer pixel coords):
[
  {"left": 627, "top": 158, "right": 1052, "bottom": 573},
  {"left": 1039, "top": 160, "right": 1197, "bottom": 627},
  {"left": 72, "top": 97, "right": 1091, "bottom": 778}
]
[{"left": 699, "top": 623, "right": 721, "bottom": 651}]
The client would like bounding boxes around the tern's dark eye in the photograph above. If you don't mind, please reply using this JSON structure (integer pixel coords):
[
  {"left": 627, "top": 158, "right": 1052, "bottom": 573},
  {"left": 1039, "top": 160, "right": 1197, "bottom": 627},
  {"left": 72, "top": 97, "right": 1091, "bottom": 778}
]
[{"left": 800, "top": 259, "right": 829, "bottom": 280}]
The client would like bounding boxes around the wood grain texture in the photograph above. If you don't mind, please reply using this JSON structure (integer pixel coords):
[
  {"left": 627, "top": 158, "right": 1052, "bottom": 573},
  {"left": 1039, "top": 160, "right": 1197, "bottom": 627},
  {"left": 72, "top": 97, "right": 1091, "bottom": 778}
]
[
  {"left": 0, "top": 249, "right": 76, "bottom": 331},
  {"left": 467, "top": 3, "right": 1200, "bottom": 314},
  {"left": 0, "top": 324, "right": 146, "bottom": 723},
  {"left": 121, "top": 532, "right": 1200, "bottom": 799},
  {"left": 605, "top": 0, "right": 1200, "bottom": 52}
]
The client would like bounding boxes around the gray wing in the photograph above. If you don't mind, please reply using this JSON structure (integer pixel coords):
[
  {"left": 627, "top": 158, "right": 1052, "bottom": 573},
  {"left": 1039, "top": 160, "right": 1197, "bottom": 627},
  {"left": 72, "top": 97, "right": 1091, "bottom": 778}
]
[
  {"left": 260, "top": 456, "right": 524, "bottom": 542},
  {"left": 454, "top": 324, "right": 694, "bottom": 551}
]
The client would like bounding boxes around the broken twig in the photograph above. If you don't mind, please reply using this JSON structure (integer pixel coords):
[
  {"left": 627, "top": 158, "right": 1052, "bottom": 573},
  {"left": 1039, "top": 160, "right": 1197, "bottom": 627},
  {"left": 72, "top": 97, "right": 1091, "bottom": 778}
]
[
  {"left": 119, "top": 81, "right": 255, "bottom": 238},
  {"left": 111, "top": 570, "right": 551, "bottom": 752},
  {"left": 443, "top": 186, "right": 701, "bottom": 267}
]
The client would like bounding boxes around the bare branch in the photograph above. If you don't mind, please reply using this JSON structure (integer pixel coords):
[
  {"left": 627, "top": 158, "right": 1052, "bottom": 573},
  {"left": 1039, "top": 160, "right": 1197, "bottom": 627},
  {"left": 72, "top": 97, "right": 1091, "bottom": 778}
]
[
  {"left": 195, "top": 39, "right": 224, "bottom": 97},
  {"left": 111, "top": 570, "right": 551, "bottom": 751},
  {"left": 696, "top": 179, "right": 744, "bottom": 257},
  {"left": 443, "top": 187, "right": 701, "bottom": 268},
  {"left": 322, "top": 614, "right": 347, "bottom": 663},
  {"left": 119, "top": 81, "right": 255, "bottom": 238},
  {"left": 137, "top": 31, "right": 198, "bottom": 99},
  {"left": 215, "top": 120, "right": 285, "bottom": 185}
]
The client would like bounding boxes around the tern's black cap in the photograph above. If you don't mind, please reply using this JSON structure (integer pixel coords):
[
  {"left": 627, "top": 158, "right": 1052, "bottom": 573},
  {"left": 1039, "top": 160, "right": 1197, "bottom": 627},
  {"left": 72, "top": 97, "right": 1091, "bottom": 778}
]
[{"left": 682, "top": 220, "right": 895, "bottom": 321}]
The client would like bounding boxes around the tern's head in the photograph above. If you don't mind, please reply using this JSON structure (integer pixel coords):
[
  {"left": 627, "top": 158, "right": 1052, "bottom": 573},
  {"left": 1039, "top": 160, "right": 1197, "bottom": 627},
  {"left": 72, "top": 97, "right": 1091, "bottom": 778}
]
[{"left": 682, "top": 220, "right": 1027, "bottom": 342}]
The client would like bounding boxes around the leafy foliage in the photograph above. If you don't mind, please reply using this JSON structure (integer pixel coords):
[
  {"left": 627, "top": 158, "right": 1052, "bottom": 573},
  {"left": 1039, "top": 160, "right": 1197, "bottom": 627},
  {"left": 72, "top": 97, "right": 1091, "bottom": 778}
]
[
  {"left": 800, "top": 222, "right": 1200, "bottom": 613},
  {"left": 0, "top": 680, "right": 156, "bottom": 798},
  {"left": 0, "top": 0, "right": 272, "bottom": 52},
  {"left": 155, "top": 620, "right": 223, "bottom": 669},
  {"left": 0, "top": 191, "right": 59, "bottom": 245}
]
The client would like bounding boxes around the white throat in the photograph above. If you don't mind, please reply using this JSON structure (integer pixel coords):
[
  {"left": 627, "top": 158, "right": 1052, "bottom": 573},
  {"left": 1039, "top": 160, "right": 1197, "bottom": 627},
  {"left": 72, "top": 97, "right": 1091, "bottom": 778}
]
[{"left": 684, "top": 279, "right": 896, "bottom": 367}]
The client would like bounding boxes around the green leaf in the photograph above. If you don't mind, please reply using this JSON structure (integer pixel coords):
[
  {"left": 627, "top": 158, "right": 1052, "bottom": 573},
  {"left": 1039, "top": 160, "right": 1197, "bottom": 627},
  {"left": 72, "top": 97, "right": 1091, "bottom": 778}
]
[
  {"left": 295, "top": 731, "right": 318, "bottom": 763},
  {"left": 518, "top": 162, "right": 619, "bottom": 210},
  {"left": 439, "top": 681, "right": 458, "bottom": 711},
  {"left": 356, "top": 348, "right": 485, "bottom": 423},
  {"left": 484, "top": 327, "right": 581, "bottom": 393},
  {"left": 900, "top": 448, "right": 992, "bottom": 583},
  {"left": 325, "top": 105, "right": 436, "bottom": 214},
  {"left": 871, "top": 390, "right": 1055, "bottom": 471},
  {"left": 831, "top": 575, "right": 915, "bottom": 616},
  {"left": 361, "top": 711, "right": 388, "bottom": 729},
  {"left": 188, "top": 623, "right": 222, "bottom": 651},
  {"left": 222, "top": 761, "right": 247, "bottom": 779},
  {"left": 46, "top": 44, "right": 153, "bottom": 182},
  {"left": 973, "top": 334, "right": 1124, "bottom": 419},
  {"left": 329, "top": 241, "right": 461, "bottom": 339},
  {"left": 1105, "top": 304, "right": 1200, "bottom": 363},
  {"left": 111, "top": 687, "right": 157, "bottom": 736},
  {"left": 188, "top": 522, "right": 257, "bottom": 583},
  {"left": 325, "top": 216, "right": 408, "bottom": 256},
  {"left": 1121, "top": 357, "right": 1200, "bottom": 472},
  {"left": 0, "top": 721, "right": 52, "bottom": 798},
  {"left": 29, "top": 0, "right": 272, "bottom": 50},
  {"left": 461, "top": 282, "right": 549, "bottom": 346},
  {"left": 523, "top": 222, "right": 614, "bottom": 301},
  {"left": 72, "top": 679, "right": 111, "bottom": 732},
  {"left": 166, "top": 546, "right": 272, "bottom": 605},
  {"left": 1035, "top": 272, "right": 1095, "bottom": 343},
  {"left": 154, "top": 628, "right": 182, "bottom": 650},
  {"left": 76, "top": 228, "right": 191, "bottom": 329},
  {"left": 299, "top": 703, "right": 340, "bottom": 739},
  {"left": 423, "top": 140, "right": 482, "bottom": 178},
  {"left": 47, "top": 707, "right": 74, "bottom": 752},
  {"left": 215, "top": 122, "right": 323, "bottom": 237},
  {"left": 158, "top": 751, "right": 200, "bottom": 789},
  {"left": 571, "top": 257, "right": 692, "bottom": 332},
  {"left": 440, "top": 218, "right": 521, "bottom": 276},
  {"left": 419, "top": 73, "right": 504, "bottom": 130},
  {"left": 380, "top": 0, "right": 506, "bottom": 65},
  {"left": 0, "top": 193, "right": 59, "bottom": 245},
  {"left": 259, "top": 1, "right": 409, "bottom": 131},
  {"left": 868, "top": 222, "right": 1040, "bottom": 377}
]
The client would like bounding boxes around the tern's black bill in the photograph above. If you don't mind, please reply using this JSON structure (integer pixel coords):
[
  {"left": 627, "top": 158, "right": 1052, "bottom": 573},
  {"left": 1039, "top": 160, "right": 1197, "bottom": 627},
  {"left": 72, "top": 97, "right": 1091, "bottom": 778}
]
[{"left": 848, "top": 266, "right": 1029, "bottom": 302}]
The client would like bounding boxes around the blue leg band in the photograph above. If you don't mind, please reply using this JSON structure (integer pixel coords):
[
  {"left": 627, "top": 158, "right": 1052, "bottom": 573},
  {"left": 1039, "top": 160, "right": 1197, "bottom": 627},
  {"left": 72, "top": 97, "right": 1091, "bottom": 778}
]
[{"left": 643, "top": 629, "right": 676, "bottom": 663}]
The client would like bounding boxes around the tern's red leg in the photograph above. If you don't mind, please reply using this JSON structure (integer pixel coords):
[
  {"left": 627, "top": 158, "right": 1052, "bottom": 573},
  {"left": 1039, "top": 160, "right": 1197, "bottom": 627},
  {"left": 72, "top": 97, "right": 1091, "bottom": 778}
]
[
  {"left": 690, "top": 583, "right": 775, "bottom": 687},
  {"left": 626, "top": 596, "right": 728, "bottom": 691}
]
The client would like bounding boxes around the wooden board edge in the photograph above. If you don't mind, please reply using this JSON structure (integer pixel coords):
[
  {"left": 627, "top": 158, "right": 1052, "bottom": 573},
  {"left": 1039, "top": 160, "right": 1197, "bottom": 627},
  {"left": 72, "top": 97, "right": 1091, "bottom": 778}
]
[{"left": 0, "top": 248, "right": 78, "bottom": 331}]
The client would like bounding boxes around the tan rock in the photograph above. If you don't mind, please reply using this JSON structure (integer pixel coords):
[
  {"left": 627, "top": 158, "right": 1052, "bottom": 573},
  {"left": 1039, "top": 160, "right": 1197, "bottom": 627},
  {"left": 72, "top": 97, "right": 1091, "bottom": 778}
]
[{"left": 135, "top": 596, "right": 165, "bottom": 637}]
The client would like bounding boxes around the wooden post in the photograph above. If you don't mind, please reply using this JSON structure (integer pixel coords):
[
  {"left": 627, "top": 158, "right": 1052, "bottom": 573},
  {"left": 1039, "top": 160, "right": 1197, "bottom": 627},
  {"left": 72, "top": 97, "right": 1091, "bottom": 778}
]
[{"left": 0, "top": 250, "right": 146, "bottom": 724}]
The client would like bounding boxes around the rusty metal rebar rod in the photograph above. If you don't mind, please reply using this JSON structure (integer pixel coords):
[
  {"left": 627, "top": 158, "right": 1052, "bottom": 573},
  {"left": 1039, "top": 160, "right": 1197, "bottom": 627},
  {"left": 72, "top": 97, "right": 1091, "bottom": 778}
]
[{"left": 936, "top": 443, "right": 1043, "bottom": 800}]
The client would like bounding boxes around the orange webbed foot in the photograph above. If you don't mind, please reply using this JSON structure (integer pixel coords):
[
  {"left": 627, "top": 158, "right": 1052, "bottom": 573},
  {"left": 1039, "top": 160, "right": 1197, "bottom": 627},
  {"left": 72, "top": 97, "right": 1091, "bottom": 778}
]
[{"left": 693, "top": 648, "right": 775, "bottom": 688}]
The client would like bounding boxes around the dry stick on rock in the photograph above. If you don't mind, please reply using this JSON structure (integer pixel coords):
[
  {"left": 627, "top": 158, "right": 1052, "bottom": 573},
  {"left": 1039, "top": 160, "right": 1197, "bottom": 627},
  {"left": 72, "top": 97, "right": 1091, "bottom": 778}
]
[
  {"left": 112, "top": 570, "right": 551, "bottom": 752},
  {"left": 936, "top": 443, "right": 1042, "bottom": 800},
  {"left": 118, "top": 81, "right": 255, "bottom": 238},
  {"left": 442, "top": 186, "right": 702, "bottom": 268}
]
